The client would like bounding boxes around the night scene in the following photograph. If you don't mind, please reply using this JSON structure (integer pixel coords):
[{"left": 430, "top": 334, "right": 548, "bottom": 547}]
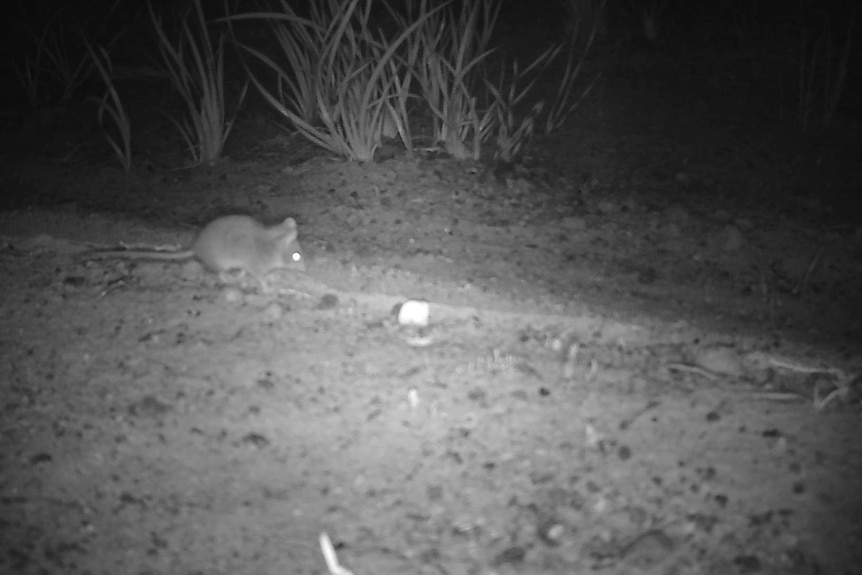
[{"left": 1, "top": 0, "right": 860, "bottom": 573}]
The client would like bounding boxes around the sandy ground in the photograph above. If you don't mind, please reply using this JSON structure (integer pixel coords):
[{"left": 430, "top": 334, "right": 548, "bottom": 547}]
[{"left": 2, "top": 147, "right": 860, "bottom": 575}]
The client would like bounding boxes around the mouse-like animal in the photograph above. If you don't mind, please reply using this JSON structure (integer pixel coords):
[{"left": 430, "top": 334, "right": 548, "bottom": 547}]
[{"left": 84, "top": 215, "right": 306, "bottom": 290}]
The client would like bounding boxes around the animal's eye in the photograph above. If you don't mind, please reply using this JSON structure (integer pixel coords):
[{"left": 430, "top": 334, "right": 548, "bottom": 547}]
[{"left": 292, "top": 252, "right": 302, "bottom": 263}]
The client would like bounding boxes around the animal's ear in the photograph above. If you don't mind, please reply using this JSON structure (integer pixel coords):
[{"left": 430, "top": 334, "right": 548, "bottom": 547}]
[
  {"left": 280, "top": 228, "right": 298, "bottom": 244},
  {"left": 282, "top": 217, "right": 297, "bottom": 229}
]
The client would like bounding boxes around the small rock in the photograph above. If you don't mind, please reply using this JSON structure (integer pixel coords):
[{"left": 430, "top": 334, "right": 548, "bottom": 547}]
[
  {"left": 622, "top": 530, "right": 675, "bottom": 568},
  {"left": 261, "top": 301, "right": 286, "bottom": 321},
  {"left": 492, "top": 546, "right": 526, "bottom": 566},
  {"left": 240, "top": 433, "right": 270, "bottom": 450},
  {"left": 221, "top": 287, "right": 245, "bottom": 303},
  {"left": 128, "top": 395, "right": 171, "bottom": 418},
  {"left": 317, "top": 293, "right": 339, "bottom": 310}
]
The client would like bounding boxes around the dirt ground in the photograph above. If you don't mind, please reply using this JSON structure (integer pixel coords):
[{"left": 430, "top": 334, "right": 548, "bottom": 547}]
[{"left": 2, "top": 20, "right": 862, "bottom": 575}]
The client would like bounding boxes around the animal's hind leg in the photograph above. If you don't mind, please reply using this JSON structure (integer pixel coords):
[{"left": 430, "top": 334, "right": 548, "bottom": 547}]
[{"left": 218, "top": 269, "right": 270, "bottom": 293}]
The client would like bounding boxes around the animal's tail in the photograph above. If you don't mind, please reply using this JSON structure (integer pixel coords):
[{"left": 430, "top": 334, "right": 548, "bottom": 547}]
[{"left": 81, "top": 249, "right": 195, "bottom": 261}]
